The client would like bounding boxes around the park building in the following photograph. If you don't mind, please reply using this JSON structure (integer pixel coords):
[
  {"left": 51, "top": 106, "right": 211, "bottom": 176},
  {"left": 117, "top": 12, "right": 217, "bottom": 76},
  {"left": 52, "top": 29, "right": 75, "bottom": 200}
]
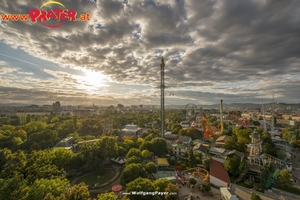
[
  {"left": 180, "top": 121, "right": 190, "bottom": 129},
  {"left": 220, "top": 187, "right": 239, "bottom": 200},
  {"left": 215, "top": 135, "right": 229, "bottom": 148},
  {"left": 192, "top": 143, "right": 209, "bottom": 158},
  {"left": 210, "top": 158, "right": 231, "bottom": 188},
  {"left": 176, "top": 136, "right": 192, "bottom": 145},
  {"left": 172, "top": 144, "right": 188, "bottom": 157},
  {"left": 164, "top": 131, "right": 178, "bottom": 141},
  {"left": 121, "top": 124, "right": 143, "bottom": 137},
  {"left": 54, "top": 137, "right": 74, "bottom": 149}
]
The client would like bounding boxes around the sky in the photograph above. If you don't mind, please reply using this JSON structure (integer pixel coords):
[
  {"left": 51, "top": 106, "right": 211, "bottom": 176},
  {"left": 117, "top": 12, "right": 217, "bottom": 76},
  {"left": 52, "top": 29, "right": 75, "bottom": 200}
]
[{"left": 0, "top": 0, "right": 299, "bottom": 106}]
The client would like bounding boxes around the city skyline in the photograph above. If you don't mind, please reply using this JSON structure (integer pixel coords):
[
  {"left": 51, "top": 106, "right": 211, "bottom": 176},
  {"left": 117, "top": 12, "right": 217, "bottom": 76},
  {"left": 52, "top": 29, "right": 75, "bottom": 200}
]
[{"left": 0, "top": 0, "right": 300, "bottom": 106}]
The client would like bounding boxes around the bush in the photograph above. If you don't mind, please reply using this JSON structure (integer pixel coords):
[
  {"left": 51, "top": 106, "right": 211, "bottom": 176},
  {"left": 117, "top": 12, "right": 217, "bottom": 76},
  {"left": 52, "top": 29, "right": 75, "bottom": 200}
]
[{"left": 244, "top": 180, "right": 253, "bottom": 188}]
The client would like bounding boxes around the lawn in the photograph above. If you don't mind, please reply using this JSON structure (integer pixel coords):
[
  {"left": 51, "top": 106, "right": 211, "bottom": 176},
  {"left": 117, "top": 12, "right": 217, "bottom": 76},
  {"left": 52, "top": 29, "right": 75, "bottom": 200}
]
[{"left": 76, "top": 169, "right": 115, "bottom": 185}]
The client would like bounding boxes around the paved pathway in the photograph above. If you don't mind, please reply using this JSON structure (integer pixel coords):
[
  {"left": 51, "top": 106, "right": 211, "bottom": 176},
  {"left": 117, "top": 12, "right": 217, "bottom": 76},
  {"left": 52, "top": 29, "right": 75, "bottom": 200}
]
[
  {"left": 71, "top": 165, "right": 122, "bottom": 186},
  {"left": 178, "top": 183, "right": 221, "bottom": 200}
]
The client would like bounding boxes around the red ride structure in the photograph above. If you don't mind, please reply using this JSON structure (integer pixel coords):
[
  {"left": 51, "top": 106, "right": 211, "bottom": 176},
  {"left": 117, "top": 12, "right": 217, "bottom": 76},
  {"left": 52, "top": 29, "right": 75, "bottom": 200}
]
[{"left": 201, "top": 112, "right": 214, "bottom": 140}]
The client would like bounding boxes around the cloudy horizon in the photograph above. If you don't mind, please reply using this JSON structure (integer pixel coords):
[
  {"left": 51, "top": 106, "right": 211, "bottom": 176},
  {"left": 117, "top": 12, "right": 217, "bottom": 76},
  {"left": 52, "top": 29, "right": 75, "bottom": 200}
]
[{"left": 0, "top": 0, "right": 299, "bottom": 106}]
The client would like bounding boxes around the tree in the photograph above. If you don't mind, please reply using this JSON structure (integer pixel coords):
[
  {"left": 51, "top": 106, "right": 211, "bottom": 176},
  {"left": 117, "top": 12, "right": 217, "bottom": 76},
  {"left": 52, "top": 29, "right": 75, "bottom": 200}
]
[
  {"left": 126, "top": 178, "right": 155, "bottom": 200},
  {"left": 165, "top": 182, "right": 179, "bottom": 200},
  {"left": 126, "top": 156, "right": 142, "bottom": 165},
  {"left": 224, "top": 136, "right": 237, "bottom": 150},
  {"left": 108, "top": 129, "right": 120, "bottom": 137},
  {"left": 142, "top": 150, "right": 151, "bottom": 160},
  {"left": 126, "top": 148, "right": 143, "bottom": 160},
  {"left": 96, "top": 136, "right": 119, "bottom": 159},
  {"left": 236, "top": 141, "right": 247, "bottom": 152},
  {"left": 261, "top": 167, "right": 270, "bottom": 189},
  {"left": 234, "top": 128, "right": 252, "bottom": 144},
  {"left": 144, "top": 134, "right": 154, "bottom": 142},
  {"left": 27, "top": 178, "right": 69, "bottom": 199},
  {"left": 139, "top": 141, "right": 153, "bottom": 152},
  {"left": 0, "top": 148, "right": 11, "bottom": 172},
  {"left": 0, "top": 177, "right": 29, "bottom": 200},
  {"left": 200, "top": 182, "right": 211, "bottom": 193},
  {"left": 224, "top": 155, "right": 241, "bottom": 176},
  {"left": 263, "top": 143, "right": 277, "bottom": 157},
  {"left": 195, "top": 153, "right": 203, "bottom": 165},
  {"left": 59, "top": 182, "right": 90, "bottom": 200},
  {"left": 189, "top": 178, "right": 197, "bottom": 186},
  {"left": 171, "top": 124, "right": 182, "bottom": 135},
  {"left": 202, "top": 157, "right": 211, "bottom": 170},
  {"left": 250, "top": 193, "right": 262, "bottom": 200},
  {"left": 23, "top": 121, "right": 47, "bottom": 136},
  {"left": 123, "top": 164, "right": 147, "bottom": 183},
  {"left": 13, "top": 129, "right": 27, "bottom": 141},
  {"left": 276, "top": 169, "right": 293, "bottom": 189},
  {"left": 145, "top": 162, "right": 157, "bottom": 174},
  {"left": 188, "top": 150, "right": 197, "bottom": 168},
  {"left": 52, "top": 148, "right": 73, "bottom": 169},
  {"left": 151, "top": 138, "right": 167, "bottom": 156},
  {"left": 153, "top": 179, "right": 171, "bottom": 192},
  {"left": 97, "top": 192, "right": 117, "bottom": 200},
  {"left": 136, "top": 137, "right": 144, "bottom": 147}
]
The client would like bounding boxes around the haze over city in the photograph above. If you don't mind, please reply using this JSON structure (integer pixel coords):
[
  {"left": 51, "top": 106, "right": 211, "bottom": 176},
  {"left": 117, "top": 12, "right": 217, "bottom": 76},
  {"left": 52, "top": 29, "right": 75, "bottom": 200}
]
[{"left": 0, "top": 0, "right": 299, "bottom": 106}]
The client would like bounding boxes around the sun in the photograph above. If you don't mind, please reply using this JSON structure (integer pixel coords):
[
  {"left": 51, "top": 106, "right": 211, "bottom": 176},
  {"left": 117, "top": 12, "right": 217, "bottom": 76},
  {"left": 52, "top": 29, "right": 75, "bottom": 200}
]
[{"left": 77, "top": 69, "right": 110, "bottom": 92}]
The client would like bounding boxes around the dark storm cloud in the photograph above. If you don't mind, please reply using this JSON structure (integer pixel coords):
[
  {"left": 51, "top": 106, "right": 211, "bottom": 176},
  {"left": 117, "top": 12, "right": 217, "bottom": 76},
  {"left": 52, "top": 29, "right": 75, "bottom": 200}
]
[{"left": 0, "top": 0, "right": 299, "bottom": 104}]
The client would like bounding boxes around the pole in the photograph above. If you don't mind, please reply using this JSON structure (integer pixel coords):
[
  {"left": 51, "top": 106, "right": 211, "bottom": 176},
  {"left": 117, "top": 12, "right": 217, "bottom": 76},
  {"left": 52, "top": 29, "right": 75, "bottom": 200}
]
[
  {"left": 160, "top": 57, "right": 165, "bottom": 137},
  {"left": 220, "top": 99, "right": 224, "bottom": 134}
]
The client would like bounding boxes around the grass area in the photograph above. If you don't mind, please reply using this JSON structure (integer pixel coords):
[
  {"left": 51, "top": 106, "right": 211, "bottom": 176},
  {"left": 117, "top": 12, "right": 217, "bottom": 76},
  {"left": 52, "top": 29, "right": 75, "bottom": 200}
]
[{"left": 76, "top": 169, "right": 115, "bottom": 185}]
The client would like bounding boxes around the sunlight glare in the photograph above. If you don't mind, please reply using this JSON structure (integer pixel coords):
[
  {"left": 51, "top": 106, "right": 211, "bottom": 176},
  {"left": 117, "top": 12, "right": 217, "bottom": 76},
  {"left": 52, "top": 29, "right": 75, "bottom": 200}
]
[{"left": 76, "top": 69, "right": 110, "bottom": 92}]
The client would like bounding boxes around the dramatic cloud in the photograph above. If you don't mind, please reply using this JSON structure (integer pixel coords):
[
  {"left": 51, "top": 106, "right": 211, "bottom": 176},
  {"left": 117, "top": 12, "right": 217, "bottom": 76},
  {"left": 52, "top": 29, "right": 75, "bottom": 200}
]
[{"left": 0, "top": 0, "right": 299, "bottom": 105}]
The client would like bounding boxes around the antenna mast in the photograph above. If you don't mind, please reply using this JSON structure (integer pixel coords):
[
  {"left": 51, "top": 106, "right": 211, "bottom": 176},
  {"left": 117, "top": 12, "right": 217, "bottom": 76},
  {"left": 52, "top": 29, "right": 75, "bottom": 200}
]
[
  {"left": 271, "top": 94, "right": 275, "bottom": 136},
  {"left": 262, "top": 97, "right": 267, "bottom": 132}
]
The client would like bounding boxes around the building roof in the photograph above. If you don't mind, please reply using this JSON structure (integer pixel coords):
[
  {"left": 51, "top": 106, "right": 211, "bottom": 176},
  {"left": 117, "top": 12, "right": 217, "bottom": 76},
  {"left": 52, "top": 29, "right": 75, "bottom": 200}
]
[
  {"left": 251, "top": 131, "right": 260, "bottom": 137},
  {"left": 193, "top": 143, "right": 208, "bottom": 153},
  {"left": 173, "top": 144, "right": 187, "bottom": 149},
  {"left": 177, "top": 136, "right": 192, "bottom": 143},
  {"left": 216, "top": 135, "right": 228, "bottom": 142},
  {"left": 192, "top": 139, "right": 207, "bottom": 145},
  {"left": 210, "top": 159, "right": 231, "bottom": 184},
  {"left": 227, "top": 150, "right": 244, "bottom": 158},
  {"left": 111, "top": 157, "right": 126, "bottom": 164},
  {"left": 156, "top": 158, "right": 170, "bottom": 167},
  {"left": 220, "top": 187, "right": 239, "bottom": 200},
  {"left": 209, "top": 147, "right": 227, "bottom": 154}
]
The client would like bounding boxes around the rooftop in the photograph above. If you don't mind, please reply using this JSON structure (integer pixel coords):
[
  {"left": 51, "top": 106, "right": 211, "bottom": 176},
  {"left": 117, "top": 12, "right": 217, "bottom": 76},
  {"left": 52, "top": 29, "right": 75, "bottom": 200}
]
[
  {"left": 177, "top": 136, "right": 192, "bottom": 143},
  {"left": 209, "top": 147, "right": 227, "bottom": 154},
  {"left": 156, "top": 158, "right": 170, "bottom": 167},
  {"left": 173, "top": 144, "right": 187, "bottom": 149},
  {"left": 216, "top": 135, "right": 228, "bottom": 142},
  {"left": 210, "top": 159, "right": 231, "bottom": 184},
  {"left": 152, "top": 171, "right": 175, "bottom": 180}
]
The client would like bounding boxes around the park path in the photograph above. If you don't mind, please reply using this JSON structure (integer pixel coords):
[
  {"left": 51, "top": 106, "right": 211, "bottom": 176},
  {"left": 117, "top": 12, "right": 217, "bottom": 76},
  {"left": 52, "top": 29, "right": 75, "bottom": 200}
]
[
  {"left": 71, "top": 164, "right": 122, "bottom": 186},
  {"left": 71, "top": 171, "right": 96, "bottom": 185}
]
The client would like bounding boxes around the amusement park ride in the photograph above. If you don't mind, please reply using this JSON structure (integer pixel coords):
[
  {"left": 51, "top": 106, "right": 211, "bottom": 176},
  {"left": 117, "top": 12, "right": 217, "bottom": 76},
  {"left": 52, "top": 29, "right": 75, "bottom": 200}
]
[
  {"left": 182, "top": 105, "right": 214, "bottom": 140},
  {"left": 183, "top": 100, "right": 227, "bottom": 140}
]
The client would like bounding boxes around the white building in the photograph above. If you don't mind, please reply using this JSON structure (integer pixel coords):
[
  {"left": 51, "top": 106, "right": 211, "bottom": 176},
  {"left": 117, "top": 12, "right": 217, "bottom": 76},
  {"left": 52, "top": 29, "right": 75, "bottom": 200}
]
[
  {"left": 220, "top": 187, "right": 239, "bottom": 200},
  {"left": 121, "top": 124, "right": 143, "bottom": 136},
  {"left": 172, "top": 144, "right": 187, "bottom": 157},
  {"left": 54, "top": 137, "right": 74, "bottom": 148},
  {"left": 180, "top": 121, "right": 190, "bottom": 128}
]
